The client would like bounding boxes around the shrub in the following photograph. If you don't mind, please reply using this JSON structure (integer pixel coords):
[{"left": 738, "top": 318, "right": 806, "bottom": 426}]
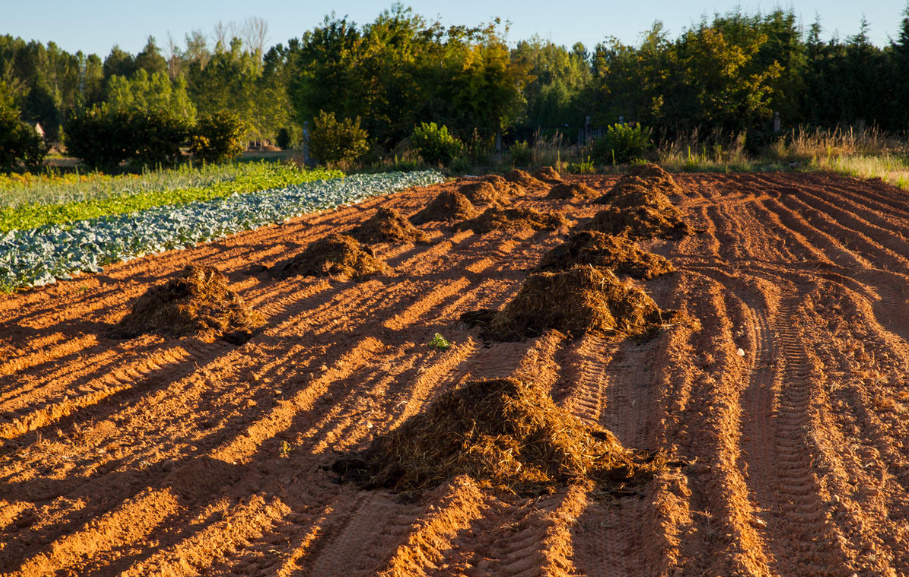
[
  {"left": 410, "top": 122, "right": 462, "bottom": 166},
  {"left": 308, "top": 110, "right": 369, "bottom": 167},
  {"left": 589, "top": 123, "right": 653, "bottom": 165},
  {"left": 191, "top": 111, "right": 247, "bottom": 164},
  {"left": 0, "top": 84, "right": 48, "bottom": 172},
  {"left": 66, "top": 108, "right": 190, "bottom": 170},
  {"left": 275, "top": 127, "right": 292, "bottom": 150},
  {"left": 509, "top": 140, "right": 533, "bottom": 166},
  {"left": 132, "top": 111, "right": 192, "bottom": 168},
  {"left": 64, "top": 109, "right": 133, "bottom": 171}
]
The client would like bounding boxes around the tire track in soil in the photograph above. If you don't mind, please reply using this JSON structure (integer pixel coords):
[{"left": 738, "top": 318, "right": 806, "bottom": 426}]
[{"left": 8, "top": 173, "right": 909, "bottom": 575}]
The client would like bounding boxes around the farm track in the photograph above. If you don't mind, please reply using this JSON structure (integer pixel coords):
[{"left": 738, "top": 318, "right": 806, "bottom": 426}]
[{"left": 3, "top": 172, "right": 909, "bottom": 575}]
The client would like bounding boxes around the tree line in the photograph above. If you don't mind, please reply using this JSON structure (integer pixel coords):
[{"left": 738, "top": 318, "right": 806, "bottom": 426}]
[{"left": 1, "top": 5, "right": 909, "bottom": 170}]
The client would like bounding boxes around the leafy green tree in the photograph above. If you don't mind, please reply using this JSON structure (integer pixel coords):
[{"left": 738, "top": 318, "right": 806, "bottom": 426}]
[
  {"left": 891, "top": 7, "right": 909, "bottom": 129},
  {"left": 105, "top": 69, "right": 196, "bottom": 121},
  {"left": 512, "top": 37, "right": 591, "bottom": 133},
  {"left": 0, "top": 81, "right": 47, "bottom": 172},
  {"left": 410, "top": 122, "right": 461, "bottom": 165},
  {"left": 135, "top": 36, "right": 168, "bottom": 76},
  {"left": 190, "top": 111, "right": 248, "bottom": 163},
  {"left": 308, "top": 109, "right": 368, "bottom": 166},
  {"left": 103, "top": 46, "right": 137, "bottom": 81}
]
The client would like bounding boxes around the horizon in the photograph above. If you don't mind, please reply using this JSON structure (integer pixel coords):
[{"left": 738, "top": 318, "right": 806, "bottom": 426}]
[{"left": 2, "top": 0, "right": 907, "bottom": 59}]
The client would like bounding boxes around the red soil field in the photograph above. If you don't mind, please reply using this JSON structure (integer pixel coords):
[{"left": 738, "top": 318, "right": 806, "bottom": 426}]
[{"left": 2, "top": 172, "right": 909, "bottom": 576}]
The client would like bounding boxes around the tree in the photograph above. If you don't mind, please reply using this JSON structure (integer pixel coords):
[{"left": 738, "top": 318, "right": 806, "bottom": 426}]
[
  {"left": 135, "top": 36, "right": 167, "bottom": 76},
  {"left": 0, "top": 81, "right": 47, "bottom": 172},
  {"left": 308, "top": 109, "right": 369, "bottom": 166},
  {"left": 190, "top": 111, "right": 248, "bottom": 163}
]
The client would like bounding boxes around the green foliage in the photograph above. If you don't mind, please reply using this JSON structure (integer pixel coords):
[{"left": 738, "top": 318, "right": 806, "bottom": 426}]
[
  {"left": 509, "top": 140, "right": 533, "bottom": 165},
  {"left": 567, "top": 157, "right": 596, "bottom": 174},
  {"left": 276, "top": 128, "right": 292, "bottom": 149},
  {"left": 0, "top": 82, "right": 48, "bottom": 172},
  {"left": 429, "top": 333, "right": 452, "bottom": 351},
  {"left": 409, "top": 122, "right": 461, "bottom": 165},
  {"left": 65, "top": 107, "right": 191, "bottom": 170},
  {"left": 287, "top": 7, "right": 530, "bottom": 147},
  {"left": 0, "top": 161, "right": 342, "bottom": 231},
  {"left": 589, "top": 123, "right": 653, "bottom": 164},
  {"left": 308, "top": 110, "right": 369, "bottom": 166},
  {"left": 64, "top": 108, "right": 132, "bottom": 170},
  {"left": 191, "top": 111, "right": 248, "bottom": 164}
]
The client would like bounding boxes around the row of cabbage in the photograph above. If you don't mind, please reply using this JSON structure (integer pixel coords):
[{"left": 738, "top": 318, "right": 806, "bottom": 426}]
[{"left": 0, "top": 170, "right": 444, "bottom": 291}]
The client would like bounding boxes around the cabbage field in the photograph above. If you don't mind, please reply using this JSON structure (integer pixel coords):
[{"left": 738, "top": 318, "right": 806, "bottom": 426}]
[{"left": 0, "top": 170, "right": 444, "bottom": 291}]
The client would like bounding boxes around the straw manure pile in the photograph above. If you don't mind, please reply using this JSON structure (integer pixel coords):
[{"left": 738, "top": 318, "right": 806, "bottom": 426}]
[
  {"left": 462, "top": 265, "right": 670, "bottom": 341},
  {"left": 482, "top": 174, "right": 526, "bottom": 196},
  {"left": 112, "top": 265, "right": 264, "bottom": 342},
  {"left": 586, "top": 205, "right": 694, "bottom": 240},
  {"left": 453, "top": 206, "right": 569, "bottom": 234},
  {"left": 505, "top": 169, "right": 545, "bottom": 188},
  {"left": 349, "top": 207, "right": 430, "bottom": 245},
  {"left": 537, "top": 231, "right": 675, "bottom": 279},
  {"left": 627, "top": 162, "right": 683, "bottom": 195},
  {"left": 332, "top": 377, "right": 664, "bottom": 493},
  {"left": 532, "top": 166, "right": 562, "bottom": 183},
  {"left": 546, "top": 182, "right": 599, "bottom": 201},
  {"left": 270, "top": 233, "right": 390, "bottom": 280},
  {"left": 410, "top": 190, "right": 479, "bottom": 224},
  {"left": 458, "top": 180, "right": 502, "bottom": 206}
]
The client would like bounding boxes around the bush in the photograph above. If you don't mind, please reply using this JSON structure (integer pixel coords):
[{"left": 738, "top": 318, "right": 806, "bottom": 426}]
[
  {"left": 410, "top": 122, "right": 462, "bottom": 166},
  {"left": 64, "top": 109, "right": 133, "bottom": 171},
  {"left": 66, "top": 108, "right": 190, "bottom": 170},
  {"left": 308, "top": 110, "right": 369, "bottom": 167},
  {"left": 191, "top": 111, "right": 247, "bottom": 164},
  {"left": 589, "top": 123, "right": 653, "bottom": 165},
  {"left": 275, "top": 127, "right": 292, "bottom": 150},
  {"left": 132, "top": 111, "right": 191, "bottom": 168},
  {"left": 0, "top": 84, "right": 48, "bottom": 173},
  {"left": 509, "top": 140, "right": 532, "bottom": 166}
]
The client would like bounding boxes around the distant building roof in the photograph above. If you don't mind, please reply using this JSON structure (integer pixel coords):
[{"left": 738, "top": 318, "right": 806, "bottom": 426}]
[{"left": 34, "top": 123, "right": 45, "bottom": 137}]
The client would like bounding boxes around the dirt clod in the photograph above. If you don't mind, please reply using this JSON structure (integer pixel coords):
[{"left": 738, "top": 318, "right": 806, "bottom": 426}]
[
  {"left": 462, "top": 265, "right": 670, "bottom": 341},
  {"left": 349, "top": 207, "right": 430, "bottom": 245},
  {"left": 536, "top": 231, "right": 675, "bottom": 279},
  {"left": 112, "top": 265, "right": 264, "bottom": 341},
  {"left": 532, "top": 166, "right": 562, "bottom": 183},
  {"left": 270, "top": 233, "right": 390, "bottom": 280},
  {"left": 546, "top": 182, "right": 599, "bottom": 201},
  {"left": 410, "top": 190, "right": 479, "bottom": 224},
  {"left": 332, "top": 377, "right": 664, "bottom": 493},
  {"left": 453, "top": 207, "right": 569, "bottom": 234}
]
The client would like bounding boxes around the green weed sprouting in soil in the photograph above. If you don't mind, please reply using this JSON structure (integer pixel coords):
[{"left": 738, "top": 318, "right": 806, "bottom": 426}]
[{"left": 429, "top": 333, "right": 452, "bottom": 351}]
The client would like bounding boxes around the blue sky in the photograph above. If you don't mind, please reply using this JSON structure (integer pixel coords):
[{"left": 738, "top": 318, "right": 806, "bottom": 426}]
[{"left": 2, "top": 0, "right": 907, "bottom": 57}]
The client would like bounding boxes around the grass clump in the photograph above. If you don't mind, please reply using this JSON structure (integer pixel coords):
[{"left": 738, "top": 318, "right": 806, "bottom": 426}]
[
  {"left": 410, "top": 190, "right": 478, "bottom": 224},
  {"left": 332, "top": 377, "right": 665, "bottom": 493},
  {"left": 536, "top": 231, "right": 675, "bottom": 279},
  {"left": 271, "top": 233, "right": 390, "bottom": 280},
  {"left": 462, "top": 265, "right": 670, "bottom": 341},
  {"left": 111, "top": 265, "right": 264, "bottom": 343},
  {"left": 349, "top": 206, "right": 430, "bottom": 245},
  {"left": 453, "top": 206, "right": 569, "bottom": 234}
]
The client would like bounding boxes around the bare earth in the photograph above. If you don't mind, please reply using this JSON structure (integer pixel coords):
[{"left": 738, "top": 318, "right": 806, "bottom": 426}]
[{"left": 2, "top": 172, "right": 909, "bottom": 576}]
